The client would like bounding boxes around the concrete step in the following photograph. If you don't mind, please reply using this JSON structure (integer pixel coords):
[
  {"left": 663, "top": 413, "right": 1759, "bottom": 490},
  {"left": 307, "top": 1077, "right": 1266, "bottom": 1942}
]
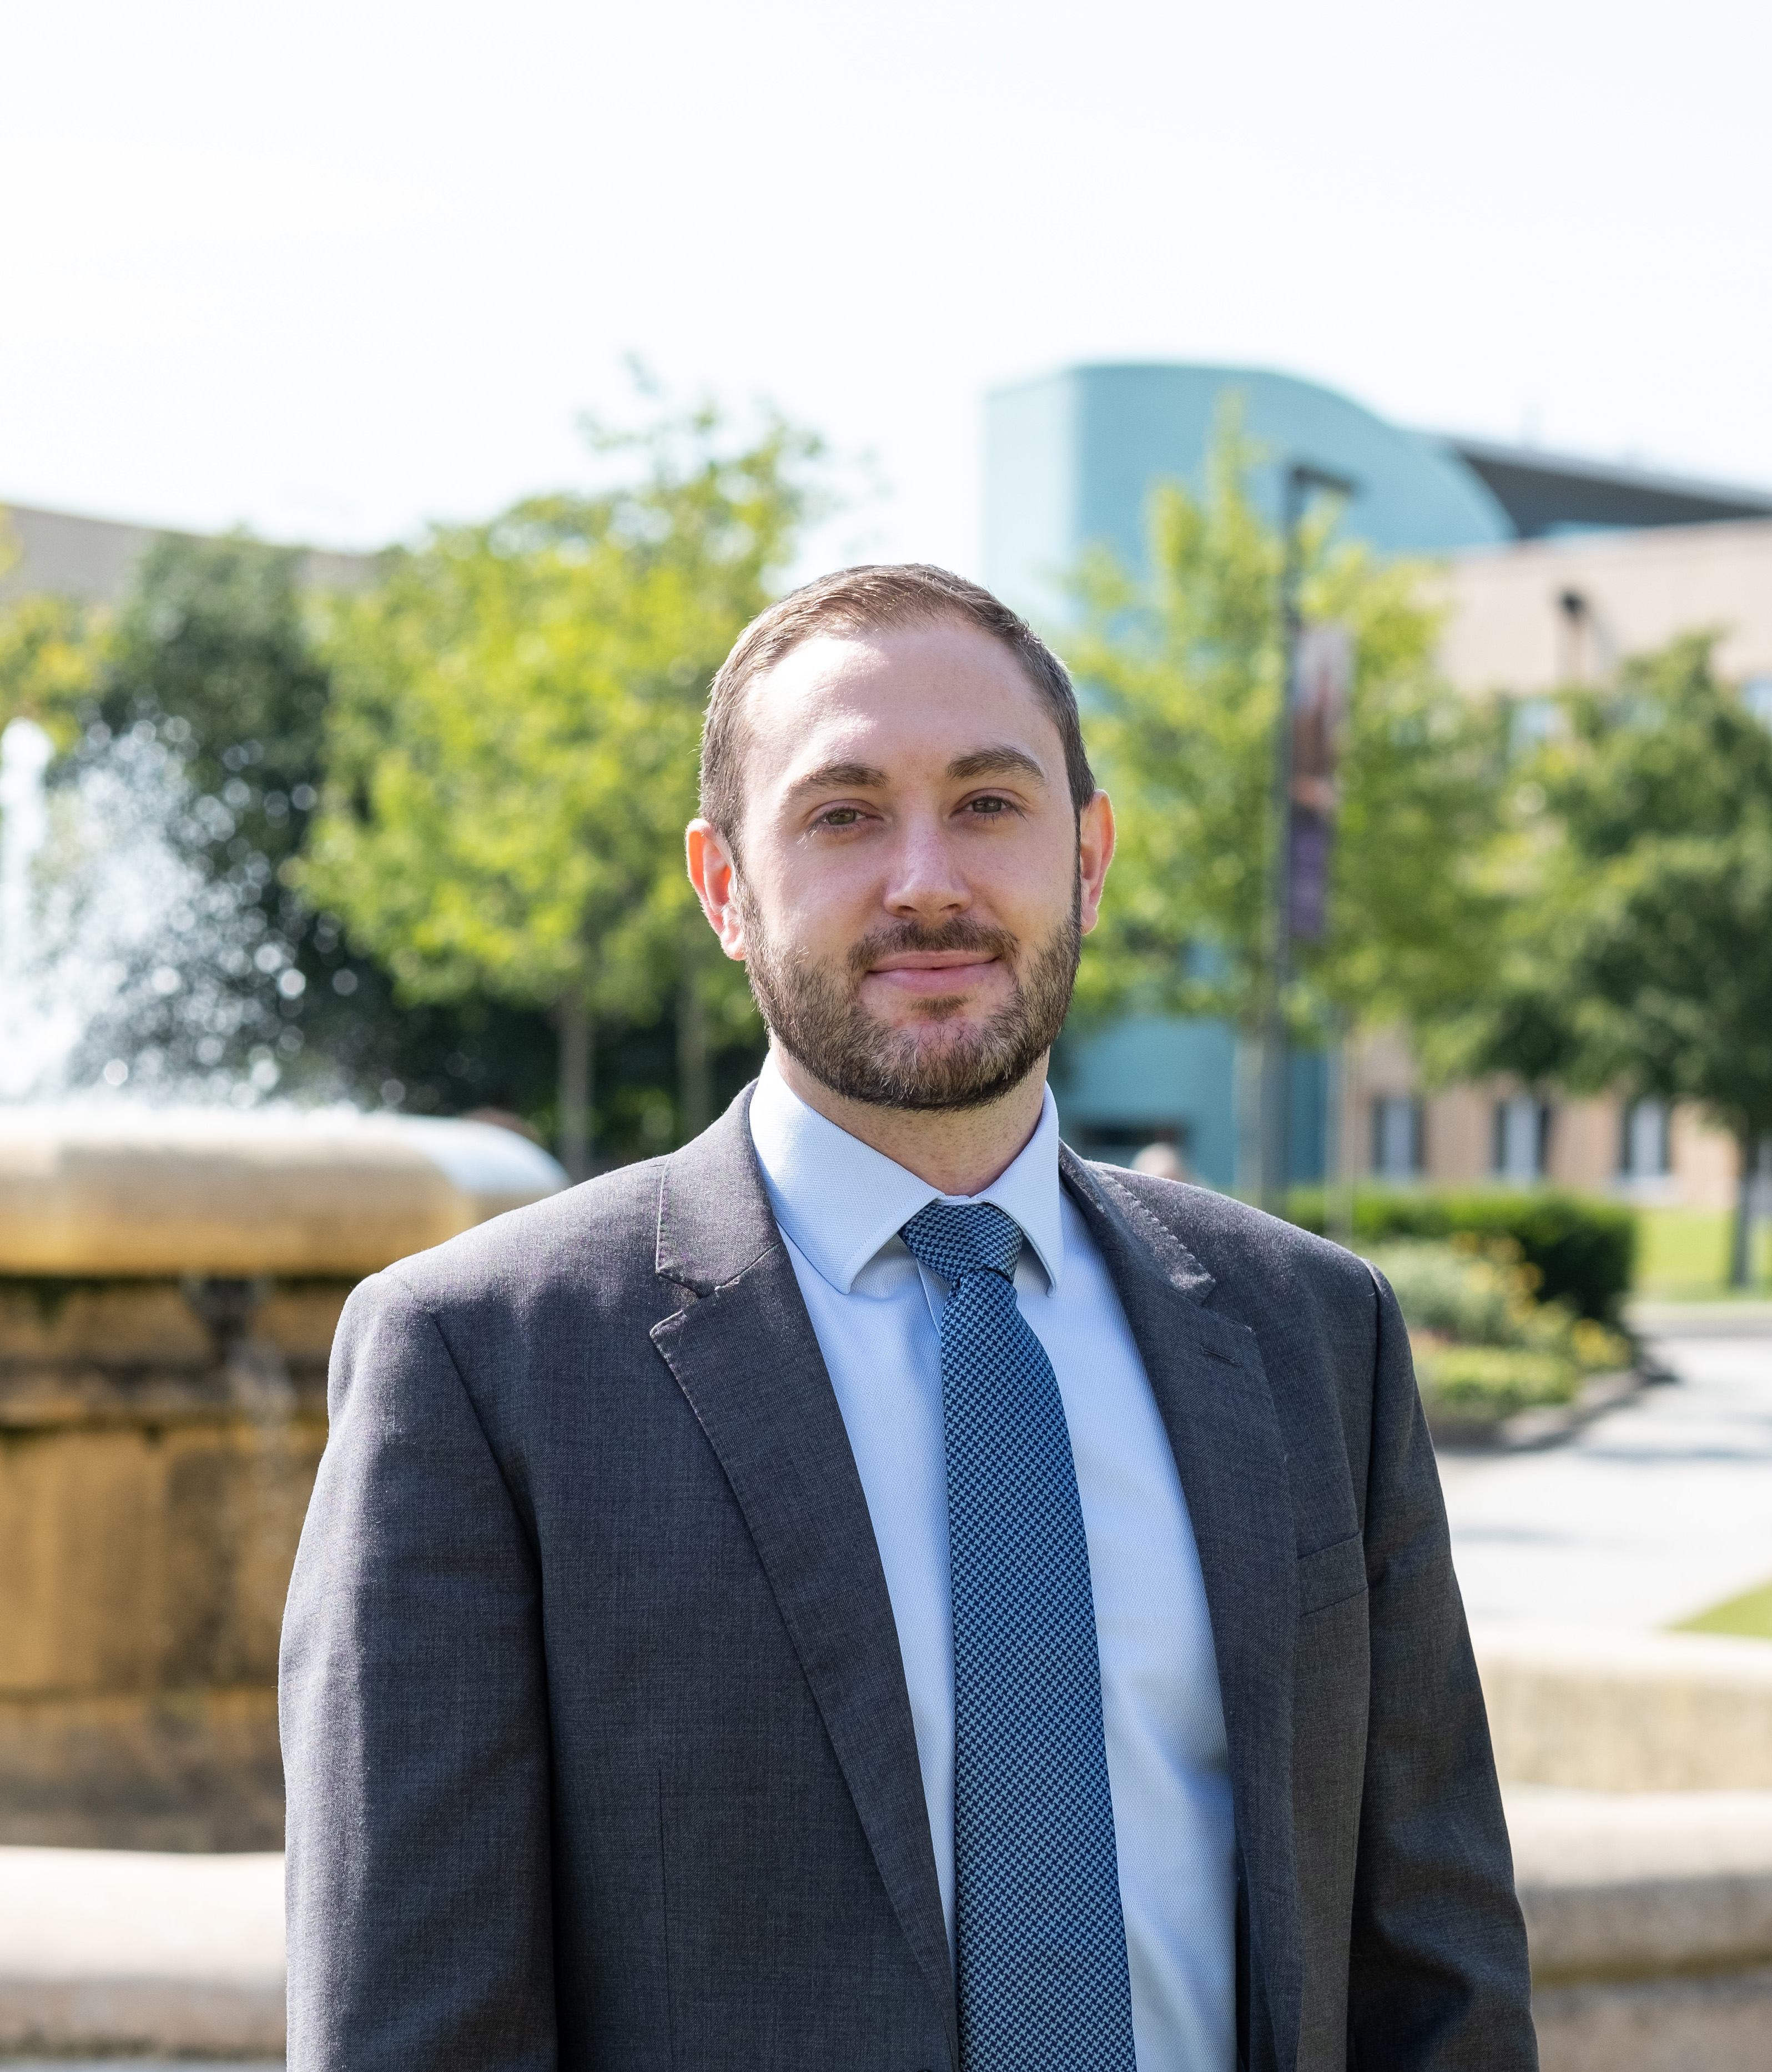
[
  {"left": 3, "top": 1783, "right": 1770, "bottom": 2068},
  {"left": 1477, "top": 1623, "right": 1772, "bottom": 1791},
  {"left": 1507, "top": 1784, "right": 1772, "bottom": 2072},
  {"left": 0, "top": 1845, "right": 282, "bottom": 2059}
]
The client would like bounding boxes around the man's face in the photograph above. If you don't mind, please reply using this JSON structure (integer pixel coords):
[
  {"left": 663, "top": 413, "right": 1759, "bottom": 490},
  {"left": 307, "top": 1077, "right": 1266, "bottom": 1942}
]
[{"left": 689, "top": 618, "right": 1114, "bottom": 1112}]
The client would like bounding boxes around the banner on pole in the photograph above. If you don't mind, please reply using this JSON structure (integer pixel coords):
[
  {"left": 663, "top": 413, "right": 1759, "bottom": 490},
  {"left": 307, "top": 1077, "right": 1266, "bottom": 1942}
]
[{"left": 1287, "top": 621, "right": 1352, "bottom": 942}]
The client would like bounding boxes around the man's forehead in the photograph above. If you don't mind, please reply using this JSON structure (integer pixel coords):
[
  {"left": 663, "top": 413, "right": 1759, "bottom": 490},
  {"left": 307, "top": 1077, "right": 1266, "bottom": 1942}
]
[{"left": 744, "top": 622, "right": 1053, "bottom": 753}]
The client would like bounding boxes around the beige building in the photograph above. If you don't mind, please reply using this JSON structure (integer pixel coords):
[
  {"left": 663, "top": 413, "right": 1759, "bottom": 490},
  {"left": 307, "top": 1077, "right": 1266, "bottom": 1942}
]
[
  {"left": 1438, "top": 518, "right": 1772, "bottom": 698},
  {"left": 0, "top": 499, "right": 370, "bottom": 606},
  {"left": 1343, "top": 517, "right": 1772, "bottom": 1210}
]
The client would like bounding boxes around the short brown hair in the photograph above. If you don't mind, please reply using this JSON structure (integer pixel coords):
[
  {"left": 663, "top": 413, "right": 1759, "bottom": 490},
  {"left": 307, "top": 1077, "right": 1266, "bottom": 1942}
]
[{"left": 698, "top": 563, "right": 1095, "bottom": 848}]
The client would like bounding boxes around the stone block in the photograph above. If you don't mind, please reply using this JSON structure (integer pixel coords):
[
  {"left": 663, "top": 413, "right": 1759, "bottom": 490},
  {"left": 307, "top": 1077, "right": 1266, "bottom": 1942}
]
[
  {"left": 0, "top": 1275, "right": 329, "bottom": 1848},
  {"left": 1531, "top": 1969, "right": 1772, "bottom": 2072},
  {"left": 1477, "top": 1623, "right": 1772, "bottom": 1791},
  {"left": 0, "top": 1844, "right": 284, "bottom": 2058},
  {"left": 1509, "top": 1785, "right": 1772, "bottom": 2072}
]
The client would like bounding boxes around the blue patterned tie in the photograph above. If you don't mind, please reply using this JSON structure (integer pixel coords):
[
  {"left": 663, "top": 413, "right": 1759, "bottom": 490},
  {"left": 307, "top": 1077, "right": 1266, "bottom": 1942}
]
[{"left": 900, "top": 1201, "right": 1138, "bottom": 2072}]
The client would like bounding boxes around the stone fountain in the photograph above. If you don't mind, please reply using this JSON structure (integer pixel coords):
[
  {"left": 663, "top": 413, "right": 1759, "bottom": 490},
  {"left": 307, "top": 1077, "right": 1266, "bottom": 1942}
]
[{"left": 0, "top": 1104, "right": 566, "bottom": 1849}]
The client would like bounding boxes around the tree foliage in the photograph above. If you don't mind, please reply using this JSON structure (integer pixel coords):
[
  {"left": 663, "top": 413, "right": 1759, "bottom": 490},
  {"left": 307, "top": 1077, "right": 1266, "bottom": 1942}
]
[
  {"left": 1446, "top": 636, "right": 1772, "bottom": 1277},
  {"left": 304, "top": 405, "right": 822, "bottom": 1165},
  {"left": 2, "top": 533, "right": 563, "bottom": 1113},
  {"left": 2, "top": 535, "right": 336, "bottom": 1091},
  {"left": 72, "top": 535, "right": 386, "bottom": 1090},
  {"left": 0, "top": 592, "right": 97, "bottom": 745},
  {"left": 1065, "top": 425, "right": 1506, "bottom": 1042}
]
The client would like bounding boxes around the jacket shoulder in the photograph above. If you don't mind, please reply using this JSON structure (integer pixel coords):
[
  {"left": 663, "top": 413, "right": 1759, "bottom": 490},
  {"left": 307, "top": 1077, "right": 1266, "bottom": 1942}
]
[
  {"left": 367, "top": 1154, "right": 669, "bottom": 1320},
  {"left": 1080, "top": 1163, "right": 1400, "bottom": 1528},
  {"left": 1083, "top": 1160, "right": 1381, "bottom": 1315}
]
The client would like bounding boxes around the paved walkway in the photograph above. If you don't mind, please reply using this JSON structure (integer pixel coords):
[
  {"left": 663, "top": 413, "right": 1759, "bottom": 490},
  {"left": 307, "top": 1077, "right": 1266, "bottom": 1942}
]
[{"left": 1440, "top": 1326, "right": 1772, "bottom": 1632}]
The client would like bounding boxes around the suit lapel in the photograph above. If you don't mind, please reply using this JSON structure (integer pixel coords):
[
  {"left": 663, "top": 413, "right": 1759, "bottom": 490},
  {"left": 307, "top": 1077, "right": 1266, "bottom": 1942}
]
[
  {"left": 1060, "top": 1146, "right": 1303, "bottom": 2071},
  {"left": 648, "top": 1092, "right": 958, "bottom": 2068}
]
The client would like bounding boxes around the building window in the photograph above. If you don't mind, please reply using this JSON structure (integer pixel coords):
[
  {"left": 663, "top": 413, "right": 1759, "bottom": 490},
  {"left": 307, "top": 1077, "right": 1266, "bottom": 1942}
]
[
  {"left": 1493, "top": 1097, "right": 1551, "bottom": 1182},
  {"left": 1619, "top": 1098, "right": 1670, "bottom": 1179},
  {"left": 1371, "top": 1097, "right": 1423, "bottom": 1179}
]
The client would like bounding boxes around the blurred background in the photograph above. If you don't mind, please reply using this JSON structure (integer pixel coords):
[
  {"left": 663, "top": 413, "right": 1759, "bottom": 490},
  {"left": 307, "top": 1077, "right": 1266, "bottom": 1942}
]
[{"left": 2, "top": 4, "right": 1771, "bottom": 2067}]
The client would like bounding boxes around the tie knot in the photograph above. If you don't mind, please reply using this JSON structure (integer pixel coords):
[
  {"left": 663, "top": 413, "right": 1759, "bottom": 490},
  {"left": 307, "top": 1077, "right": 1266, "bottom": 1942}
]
[{"left": 899, "top": 1200, "right": 1024, "bottom": 1286}]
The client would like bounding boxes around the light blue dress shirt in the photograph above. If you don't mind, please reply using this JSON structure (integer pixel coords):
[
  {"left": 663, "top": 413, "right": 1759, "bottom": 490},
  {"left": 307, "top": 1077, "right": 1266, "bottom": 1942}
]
[{"left": 748, "top": 1055, "right": 1236, "bottom": 2072}]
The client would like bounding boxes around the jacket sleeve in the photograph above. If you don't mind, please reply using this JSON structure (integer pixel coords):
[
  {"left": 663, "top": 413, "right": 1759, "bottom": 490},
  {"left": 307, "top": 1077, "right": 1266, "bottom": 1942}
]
[
  {"left": 279, "top": 1270, "right": 555, "bottom": 2071},
  {"left": 1347, "top": 1268, "right": 1538, "bottom": 2070}
]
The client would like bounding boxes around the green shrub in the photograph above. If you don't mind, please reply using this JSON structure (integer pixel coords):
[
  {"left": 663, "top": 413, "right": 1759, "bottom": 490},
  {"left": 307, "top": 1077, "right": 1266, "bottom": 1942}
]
[
  {"left": 1362, "top": 1239, "right": 1539, "bottom": 1347},
  {"left": 1414, "top": 1343, "right": 1579, "bottom": 1420},
  {"left": 1290, "top": 1186, "right": 1636, "bottom": 1323},
  {"left": 1364, "top": 1236, "right": 1632, "bottom": 1366},
  {"left": 1361, "top": 1236, "right": 1632, "bottom": 1434}
]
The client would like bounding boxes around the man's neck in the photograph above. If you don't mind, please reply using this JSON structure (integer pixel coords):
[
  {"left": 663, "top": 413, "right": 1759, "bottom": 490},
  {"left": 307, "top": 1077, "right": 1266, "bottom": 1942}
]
[{"left": 768, "top": 1043, "right": 1050, "bottom": 1198}]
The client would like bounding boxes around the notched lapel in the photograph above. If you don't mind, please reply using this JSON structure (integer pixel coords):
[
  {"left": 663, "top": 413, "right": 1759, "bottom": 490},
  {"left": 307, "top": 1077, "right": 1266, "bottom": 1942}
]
[
  {"left": 648, "top": 1094, "right": 958, "bottom": 2066},
  {"left": 1061, "top": 1148, "right": 1305, "bottom": 2068}
]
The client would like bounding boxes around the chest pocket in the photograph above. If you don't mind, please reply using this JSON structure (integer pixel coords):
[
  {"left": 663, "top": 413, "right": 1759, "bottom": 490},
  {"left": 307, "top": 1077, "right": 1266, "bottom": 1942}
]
[{"left": 1296, "top": 1532, "right": 1367, "bottom": 1618}]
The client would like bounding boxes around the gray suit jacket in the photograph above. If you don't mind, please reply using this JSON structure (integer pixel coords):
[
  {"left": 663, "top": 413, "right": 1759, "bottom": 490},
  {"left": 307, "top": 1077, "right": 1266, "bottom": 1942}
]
[{"left": 280, "top": 1087, "right": 1536, "bottom": 2072}]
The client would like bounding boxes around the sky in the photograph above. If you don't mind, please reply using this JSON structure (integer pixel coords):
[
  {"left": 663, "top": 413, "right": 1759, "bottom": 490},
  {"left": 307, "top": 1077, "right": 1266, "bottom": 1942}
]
[{"left": 4, "top": 0, "right": 1770, "bottom": 578}]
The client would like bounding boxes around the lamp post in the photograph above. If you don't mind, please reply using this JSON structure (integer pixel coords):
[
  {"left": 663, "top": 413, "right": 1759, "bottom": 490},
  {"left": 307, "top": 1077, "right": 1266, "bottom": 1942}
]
[{"left": 1260, "top": 462, "right": 1356, "bottom": 1216}]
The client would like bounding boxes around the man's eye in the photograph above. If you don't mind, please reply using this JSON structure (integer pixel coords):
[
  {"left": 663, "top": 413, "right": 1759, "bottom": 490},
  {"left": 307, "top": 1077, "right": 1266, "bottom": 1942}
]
[
  {"left": 820, "top": 807, "right": 863, "bottom": 827},
  {"left": 967, "top": 796, "right": 1009, "bottom": 815}
]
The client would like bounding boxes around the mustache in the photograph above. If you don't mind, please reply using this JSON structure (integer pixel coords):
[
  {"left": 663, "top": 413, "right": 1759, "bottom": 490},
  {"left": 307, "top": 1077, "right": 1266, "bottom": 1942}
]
[{"left": 844, "top": 917, "right": 1020, "bottom": 982}]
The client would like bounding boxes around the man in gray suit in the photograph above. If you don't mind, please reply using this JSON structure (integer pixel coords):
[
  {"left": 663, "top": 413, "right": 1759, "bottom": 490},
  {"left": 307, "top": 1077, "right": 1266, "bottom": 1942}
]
[{"left": 281, "top": 565, "right": 1536, "bottom": 2071}]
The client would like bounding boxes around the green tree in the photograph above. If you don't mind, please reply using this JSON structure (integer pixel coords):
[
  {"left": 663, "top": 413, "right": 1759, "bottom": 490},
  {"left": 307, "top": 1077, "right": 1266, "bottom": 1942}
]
[
  {"left": 0, "top": 597, "right": 97, "bottom": 745},
  {"left": 2, "top": 533, "right": 340, "bottom": 1090},
  {"left": 1066, "top": 425, "right": 1506, "bottom": 1070},
  {"left": 103, "top": 534, "right": 334, "bottom": 829},
  {"left": 62, "top": 534, "right": 371, "bottom": 1089},
  {"left": 304, "top": 406, "right": 820, "bottom": 1177},
  {"left": 1, "top": 509, "right": 104, "bottom": 746},
  {"left": 1449, "top": 637, "right": 1772, "bottom": 1285},
  {"left": 2, "top": 531, "right": 559, "bottom": 1111}
]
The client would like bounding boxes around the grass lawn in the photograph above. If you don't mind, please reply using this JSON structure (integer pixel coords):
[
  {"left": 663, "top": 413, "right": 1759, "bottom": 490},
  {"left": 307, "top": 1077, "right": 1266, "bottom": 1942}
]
[
  {"left": 1633, "top": 1206, "right": 1772, "bottom": 1297},
  {"left": 1674, "top": 1578, "right": 1772, "bottom": 1639}
]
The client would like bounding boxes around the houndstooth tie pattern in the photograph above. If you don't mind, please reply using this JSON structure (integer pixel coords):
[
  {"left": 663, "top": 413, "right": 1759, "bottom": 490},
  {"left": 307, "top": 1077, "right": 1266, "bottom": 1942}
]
[{"left": 900, "top": 1200, "right": 1137, "bottom": 2072}]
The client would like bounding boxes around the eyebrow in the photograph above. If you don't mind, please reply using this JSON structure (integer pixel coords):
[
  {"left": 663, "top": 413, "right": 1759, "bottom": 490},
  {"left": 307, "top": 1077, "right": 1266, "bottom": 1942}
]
[
  {"left": 783, "top": 745, "right": 1050, "bottom": 803},
  {"left": 945, "top": 746, "right": 1048, "bottom": 787},
  {"left": 786, "top": 761, "right": 889, "bottom": 799}
]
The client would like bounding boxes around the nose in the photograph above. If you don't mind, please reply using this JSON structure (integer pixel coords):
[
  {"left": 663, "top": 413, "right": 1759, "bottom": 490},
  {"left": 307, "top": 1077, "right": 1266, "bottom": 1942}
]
[{"left": 882, "top": 812, "right": 971, "bottom": 922}]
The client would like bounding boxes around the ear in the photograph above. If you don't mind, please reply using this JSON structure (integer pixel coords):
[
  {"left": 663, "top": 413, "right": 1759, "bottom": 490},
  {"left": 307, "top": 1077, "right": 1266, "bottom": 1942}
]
[
  {"left": 1077, "top": 789, "right": 1115, "bottom": 936},
  {"left": 686, "top": 819, "right": 749, "bottom": 962}
]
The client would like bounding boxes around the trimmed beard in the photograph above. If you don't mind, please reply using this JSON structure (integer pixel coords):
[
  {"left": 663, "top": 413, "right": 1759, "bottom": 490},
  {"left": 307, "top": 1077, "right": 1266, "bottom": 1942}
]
[{"left": 741, "top": 870, "right": 1081, "bottom": 1113}]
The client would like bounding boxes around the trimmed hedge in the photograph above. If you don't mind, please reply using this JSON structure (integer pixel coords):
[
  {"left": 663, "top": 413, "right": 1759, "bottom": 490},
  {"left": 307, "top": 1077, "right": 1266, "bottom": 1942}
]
[{"left": 1286, "top": 1187, "right": 1637, "bottom": 1325}]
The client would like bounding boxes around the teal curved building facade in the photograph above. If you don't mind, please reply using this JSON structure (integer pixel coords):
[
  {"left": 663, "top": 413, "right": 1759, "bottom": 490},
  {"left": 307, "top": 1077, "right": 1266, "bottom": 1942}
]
[{"left": 986, "top": 363, "right": 1512, "bottom": 628}]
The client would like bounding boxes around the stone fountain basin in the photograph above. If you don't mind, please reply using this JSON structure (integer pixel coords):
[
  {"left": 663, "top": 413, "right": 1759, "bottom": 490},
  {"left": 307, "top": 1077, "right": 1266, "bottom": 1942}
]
[
  {"left": 0, "top": 1104, "right": 567, "bottom": 1276},
  {"left": 0, "top": 1102, "right": 567, "bottom": 1851}
]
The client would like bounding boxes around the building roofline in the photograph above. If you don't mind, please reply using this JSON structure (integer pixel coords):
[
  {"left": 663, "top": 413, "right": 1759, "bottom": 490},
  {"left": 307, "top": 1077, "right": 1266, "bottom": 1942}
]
[
  {"left": 1424, "top": 434, "right": 1772, "bottom": 517},
  {"left": 1, "top": 494, "right": 374, "bottom": 557}
]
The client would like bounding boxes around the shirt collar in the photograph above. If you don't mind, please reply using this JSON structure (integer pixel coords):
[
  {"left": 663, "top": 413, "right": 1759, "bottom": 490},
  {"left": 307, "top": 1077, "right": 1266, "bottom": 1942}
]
[{"left": 747, "top": 1049, "right": 1065, "bottom": 1296}]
